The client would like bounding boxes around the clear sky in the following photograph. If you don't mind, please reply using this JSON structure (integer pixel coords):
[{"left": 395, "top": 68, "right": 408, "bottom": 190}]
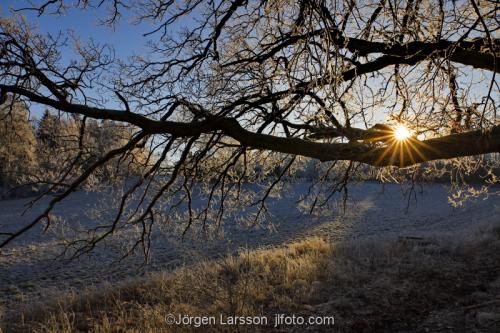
[
  {"left": 0, "top": 1, "right": 155, "bottom": 118},
  {"left": 0, "top": 1, "right": 150, "bottom": 60}
]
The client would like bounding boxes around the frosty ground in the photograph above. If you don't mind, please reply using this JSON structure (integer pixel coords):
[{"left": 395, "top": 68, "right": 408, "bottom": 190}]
[{"left": 0, "top": 182, "right": 498, "bottom": 316}]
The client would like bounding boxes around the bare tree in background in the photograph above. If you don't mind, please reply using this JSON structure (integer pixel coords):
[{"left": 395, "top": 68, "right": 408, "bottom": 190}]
[{"left": 0, "top": 0, "right": 498, "bottom": 256}]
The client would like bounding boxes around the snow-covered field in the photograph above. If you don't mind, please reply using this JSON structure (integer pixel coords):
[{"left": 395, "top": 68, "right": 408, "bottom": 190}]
[{"left": 0, "top": 182, "right": 498, "bottom": 311}]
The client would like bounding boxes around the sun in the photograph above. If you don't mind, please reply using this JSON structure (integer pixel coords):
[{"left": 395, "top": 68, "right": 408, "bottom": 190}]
[{"left": 394, "top": 125, "right": 412, "bottom": 141}]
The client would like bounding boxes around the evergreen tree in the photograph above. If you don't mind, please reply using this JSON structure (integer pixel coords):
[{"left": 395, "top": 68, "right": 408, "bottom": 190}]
[
  {"left": 0, "top": 100, "right": 37, "bottom": 189},
  {"left": 36, "top": 110, "right": 62, "bottom": 149}
]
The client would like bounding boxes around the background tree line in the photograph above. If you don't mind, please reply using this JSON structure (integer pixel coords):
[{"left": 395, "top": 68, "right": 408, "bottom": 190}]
[
  {"left": 1, "top": 97, "right": 496, "bottom": 200},
  {"left": 0, "top": 99, "right": 147, "bottom": 198}
]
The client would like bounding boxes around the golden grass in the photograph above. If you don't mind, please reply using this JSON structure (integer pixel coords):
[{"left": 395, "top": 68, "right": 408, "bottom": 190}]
[{"left": 4, "top": 224, "right": 500, "bottom": 332}]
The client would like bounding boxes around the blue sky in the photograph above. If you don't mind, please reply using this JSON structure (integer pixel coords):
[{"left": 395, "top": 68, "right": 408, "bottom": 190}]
[
  {"left": 1, "top": 1, "right": 150, "bottom": 60},
  {"left": 1, "top": 1, "right": 156, "bottom": 117}
]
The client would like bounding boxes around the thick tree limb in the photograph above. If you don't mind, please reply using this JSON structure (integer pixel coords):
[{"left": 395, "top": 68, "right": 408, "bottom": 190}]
[
  {"left": 2, "top": 84, "right": 498, "bottom": 168},
  {"left": 221, "top": 122, "right": 500, "bottom": 167},
  {"left": 226, "top": 27, "right": 499, "bottom": 73}
]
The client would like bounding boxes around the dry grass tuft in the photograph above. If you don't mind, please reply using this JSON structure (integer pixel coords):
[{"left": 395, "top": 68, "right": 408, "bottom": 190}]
[{"left": 4, "top": 224, "right": 500, "bottom": 332}]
